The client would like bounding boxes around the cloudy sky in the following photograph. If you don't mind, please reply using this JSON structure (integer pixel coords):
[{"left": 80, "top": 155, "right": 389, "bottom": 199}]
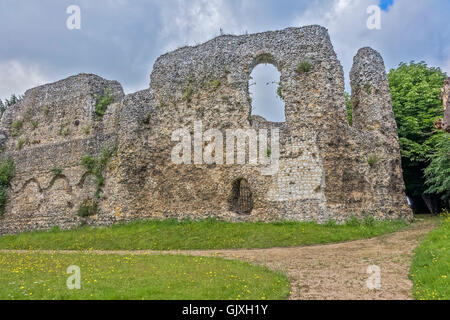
[{"left": 0, "top": 0, "right": 448, "bottom": 120}]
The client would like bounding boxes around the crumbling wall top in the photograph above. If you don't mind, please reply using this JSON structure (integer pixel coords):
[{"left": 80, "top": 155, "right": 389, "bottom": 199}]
[
  {"left": 150, "top": 25, "right": 337, "bottom": 94},
  {"left": 0, "top": 73, "right": 124, "bottom": 152},
  {"left": 350, "top": 47, "right": 398, "bottom": 137},
  {"left": 149, "top": 25, "right": 347, "bottom": 128}
]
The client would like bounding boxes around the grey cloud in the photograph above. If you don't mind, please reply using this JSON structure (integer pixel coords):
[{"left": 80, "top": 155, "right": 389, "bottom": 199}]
[{"left": 0, "top": 0, "right": 448, "bottom": 104}]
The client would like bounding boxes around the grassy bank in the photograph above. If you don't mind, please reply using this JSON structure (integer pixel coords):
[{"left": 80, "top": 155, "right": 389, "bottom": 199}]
[
  {"left": 410, "top": 213, "right": 450, "bottom": 300},
  {"left": 0, "top": 218, "right": 409, "bottom": 251},
  {"left": 0, "top": 252, "right": 290, "bottom": 300}
]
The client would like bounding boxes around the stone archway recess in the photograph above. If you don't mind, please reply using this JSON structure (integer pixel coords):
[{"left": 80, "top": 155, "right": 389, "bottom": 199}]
[{"left": 230, "top": 178, "right": 253, "bottom": 214}]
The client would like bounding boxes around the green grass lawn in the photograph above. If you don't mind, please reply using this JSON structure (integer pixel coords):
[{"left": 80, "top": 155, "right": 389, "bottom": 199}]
[
  {"left": 0, "top": 218, "right": 409, "bottom": 251},
  {"left": 0, "top": 252, "right": 290, "bottom": 300},
  {"left": 410, "top": 214, "right": 450, "bottom": 300}
]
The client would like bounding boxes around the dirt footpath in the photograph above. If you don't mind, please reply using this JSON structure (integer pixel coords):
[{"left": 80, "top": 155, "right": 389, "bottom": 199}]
[
  {"left": 1, "top": 218, "right": 438, "bottom": 300},
  {"left": 187, "top": 218, "right": 438, "bottom": 300}
]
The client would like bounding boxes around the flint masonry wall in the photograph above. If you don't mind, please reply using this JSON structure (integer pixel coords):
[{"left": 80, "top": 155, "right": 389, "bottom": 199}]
[
  {"left": 0, "top": 26, "right": 412, "bottom": 235},
  {"left": 0, "top": 75, "right": 123, "bottom": 234},
  {"left": 441, "top": 78, "right": 450, "bottom": 132}
]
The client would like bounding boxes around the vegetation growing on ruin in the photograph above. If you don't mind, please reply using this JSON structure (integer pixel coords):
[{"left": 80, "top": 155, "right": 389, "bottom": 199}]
[
  {"left": 41, "top": 105, "right": 49, "bottom": 116},
  {"left": 0, "top": 218, "right": 409, "bottom": 251},
  {"left": 11, "top": 120, "right": 23, "bottom": 137},
  {"left": 17, "top": 138, "right": 28, "bottom": 151},
  {"left": 182, "top": 85, "right": 194, "bottom": 103},
  {"left": 0, "top": 252, "right": 289, "bottom": 300},
  {"left": 58, "top": 123, "right": 70, "bottom": 136},
  {"left": 277, "top": 84, "right": 283, "bottom": 100},
  {"left": 50, "top": 168, "right": 63, "bottom": 178},
  {"left": 94, "top": 88, "right": 114, "bottom": 118},
  {"left": 31, "top": 120, "right": 38, "bottom": 130},
  {"left": 410, "top": 210, "right": 450, "bottom": 300},
  {"left": 82, "top": 125, "right": 91, "bottom": 135},
  {"left": 0, "top": 158, "right": 15, "bottom": 216},
  {"left": 206, "top": 79, "right": 221, "bottom": 90},
  {"left": 345, "top": 92, "right": 353, "bottom": 126},
  {"left": 77, "top": 200, "right": 99, "bottom": 218},
  {"left": 296, "top": 61, "right": 311, "bottom": 74},
  {"left": 78, "top": 147, "right": 115, "bottom": 219},
  {"left": 81, "top": 146, "right": 116, "bottom": 199},
  {"left": 368, "top": 154, "right": 379, "bottom": 167}
]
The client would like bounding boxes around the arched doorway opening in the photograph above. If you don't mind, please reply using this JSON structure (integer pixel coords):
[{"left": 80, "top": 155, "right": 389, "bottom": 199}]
[
  {"left": 229, "top": 178, "right": 253, "bottom": 214},
  {"left": 249, "top": 63, "right": 285, "bottom": 123}
]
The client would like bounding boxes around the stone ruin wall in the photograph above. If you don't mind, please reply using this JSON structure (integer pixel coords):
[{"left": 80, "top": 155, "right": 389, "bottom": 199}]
[
  {"left": 0, "top": 75, "right": 124, "bottom": 234},
  {"left": 0, "top": 25, "right": 412, "bottom": 235},
  {"left": 440, "top": 78, "right": 450, "bottom": 132}
]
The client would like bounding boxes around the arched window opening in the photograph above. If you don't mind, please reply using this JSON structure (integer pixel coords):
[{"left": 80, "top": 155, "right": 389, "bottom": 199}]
[
  {"left": 249, "top": 63, "right": 285, "bottom": 123},
  {"left": 229, "top": 178, "right": 253, "bottom": 214}
]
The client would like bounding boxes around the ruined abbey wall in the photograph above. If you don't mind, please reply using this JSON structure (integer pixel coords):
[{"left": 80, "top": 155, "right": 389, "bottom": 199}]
[
  {"left": 441, "top": 78, "right": 450, "bottom": 132},
  {"left": 0, "top": 26, "right": 412, "bottom": 235}
]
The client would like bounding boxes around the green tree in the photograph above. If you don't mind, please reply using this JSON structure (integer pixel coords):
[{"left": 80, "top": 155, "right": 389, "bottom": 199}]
[
  {"left": 0, "top": 100, "right": 5, "bottom": 118},
  {"left": 5, "top": 94, "right": 20, "bottom": 107},
  {"left": 424, "top": 133, "right": 450, "bottom": 203},
  {"left": 0, "top": 158, "right": 15, "bottom": 215},
  {"left": 388, "top": 62, "right": 447, "bottom": 200},
  {"left": 345, "top": 92, "right": 353, "bottom": 126}
]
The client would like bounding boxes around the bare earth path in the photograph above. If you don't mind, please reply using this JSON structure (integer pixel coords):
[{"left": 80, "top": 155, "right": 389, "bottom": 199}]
[{"left": 1, "top": 218, "right": 438, "bottom": 300}]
